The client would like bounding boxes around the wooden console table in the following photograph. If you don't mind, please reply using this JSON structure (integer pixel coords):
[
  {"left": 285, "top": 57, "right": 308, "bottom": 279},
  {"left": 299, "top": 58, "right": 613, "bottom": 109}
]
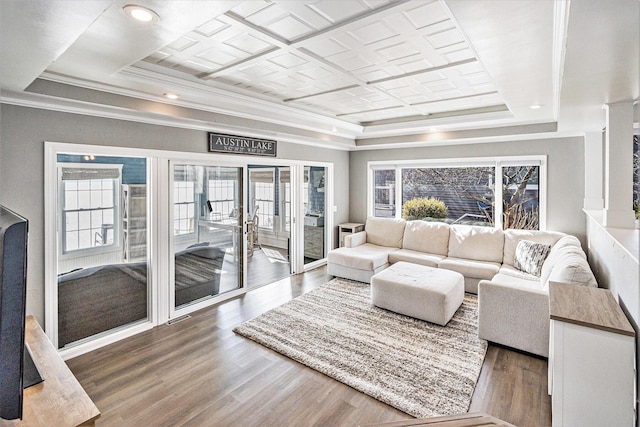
[
  {"left": 548, "top": 282, "right": 635, "bottom": 427},
  {"left": 2, "top": 316, "right": 100, "bottom": 427}
]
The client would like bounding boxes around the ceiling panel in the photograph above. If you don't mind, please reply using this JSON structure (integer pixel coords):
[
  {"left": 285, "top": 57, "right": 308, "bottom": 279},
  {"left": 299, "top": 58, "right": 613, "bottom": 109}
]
[
  {"left": 5, "top": 0, "right": 592, "bottom": 135},
  {"left": 43, "top": 0, "right": 511, "bottom": 127}
]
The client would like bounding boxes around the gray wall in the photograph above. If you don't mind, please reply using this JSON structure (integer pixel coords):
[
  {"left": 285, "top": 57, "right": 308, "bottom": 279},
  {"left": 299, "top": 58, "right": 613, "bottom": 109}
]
[
  {"left": 0, "top": 104, "right": 350, "bottom": 324},
  {"left": 349, "top": 136, "right": 586, "bottom": 242}
]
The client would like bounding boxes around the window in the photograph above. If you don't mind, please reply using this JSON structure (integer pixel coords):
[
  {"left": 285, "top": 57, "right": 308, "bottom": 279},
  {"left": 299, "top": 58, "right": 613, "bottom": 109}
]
[
  {"left": 60, "top": 165, "right": 120, "bottom": 253},
  {"left": 207, "top": 179, "right": 236, "bottom": 219},
  {"left": 174, "top": 180, "right": 195, "bottom": 235},
  {"left": 369, "top": 157, "right": 545, "bottom": 230},
  {"left": 374, "top": 169, "right": 396, "bottom": 218},
  {"left": 502, "top": 165, "right": 540, "bottom": 230},
  {"left": 401, "top": 166, "right": 494, "bottom": 226},
  {"left": 254, "top": 182, "right": 274, "bottom": 229},
  {"left": 250, "top": 169, "right": 275, "bottom": 230}
]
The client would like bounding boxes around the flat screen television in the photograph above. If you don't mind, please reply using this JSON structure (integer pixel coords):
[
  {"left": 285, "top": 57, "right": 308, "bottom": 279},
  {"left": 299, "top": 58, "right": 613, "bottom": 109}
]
[{"left": 0, "top": 205, "right": 41, "bottom": 421}]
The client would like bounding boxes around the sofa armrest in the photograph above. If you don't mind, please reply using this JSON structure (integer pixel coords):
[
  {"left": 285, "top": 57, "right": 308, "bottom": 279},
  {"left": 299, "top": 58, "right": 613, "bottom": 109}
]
[
  {"left": 345, "top": 231, "right": 367, "bottom": 248},
  {"left": 478, "top": 279, "right": 550, "bottom": 357}
]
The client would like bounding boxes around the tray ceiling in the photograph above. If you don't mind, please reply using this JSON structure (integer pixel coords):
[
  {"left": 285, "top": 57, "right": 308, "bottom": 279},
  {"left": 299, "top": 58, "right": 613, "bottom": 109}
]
[
  {"left": 1, "top": 0, "right": 637, "bottom": 140},
  {"left": 138, "top": 0, "right": 504, "bottom": 126}
]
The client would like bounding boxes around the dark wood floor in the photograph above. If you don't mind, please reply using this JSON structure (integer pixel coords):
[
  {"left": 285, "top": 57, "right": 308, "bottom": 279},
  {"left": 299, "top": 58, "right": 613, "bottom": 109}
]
[
  {"left": 66, "top": 266, "right": 551, "bottom": 427},
  {"left": 246, "top": 246, "right": 291, "bottom": 289}
]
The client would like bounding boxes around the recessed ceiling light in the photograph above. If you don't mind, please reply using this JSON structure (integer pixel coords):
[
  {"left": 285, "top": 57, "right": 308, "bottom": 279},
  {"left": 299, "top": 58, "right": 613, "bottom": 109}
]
[
  {"left": 530, "top": 104, "right": 542, "bottom": 110},
  {"left": 164, "top": 93, "right": 179, "bottom": 100},
  {"left": 123, "top": 5, "right": 159, "bottom": 23}
]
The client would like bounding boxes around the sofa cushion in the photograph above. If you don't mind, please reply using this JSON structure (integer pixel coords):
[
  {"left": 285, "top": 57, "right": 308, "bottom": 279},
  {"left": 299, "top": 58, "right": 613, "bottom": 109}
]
[
  {"left": 503, "top": 229, "right": 565, "bottom": 265},
  {"left": 540, "top": 236, "right": 584, "bottom": 285},
  {"left": 546, "top": 250, "right": 597, "bottom": 288},
  {"left": 365, "top": 217, "right": 406, "bottom": 248},
  {"left": 513, "top": 239, "right": 551, "bottom": 277},
  {"left": 438, "top": 256, "right": 501, "bottom": 280},
  {"left": 327, "top": 243, "right": 396, "bottom": 271},
  {"left": 448, "top": 225, "right": 504, "bottom": 263},
  {"left": 490, "top": 273, "right": 542, "bottom": 290},
  {"left": 499, "top": 264, "right": 540, "bottom": 282},
  {"left": 402, "top": 220, "right": 450, "bottom": 256},
  {"left": 389, "top": 248, "right": 445, "bottom": 268}
]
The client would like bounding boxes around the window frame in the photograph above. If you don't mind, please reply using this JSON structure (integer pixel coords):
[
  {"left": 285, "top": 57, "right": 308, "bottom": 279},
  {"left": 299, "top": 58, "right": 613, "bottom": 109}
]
[
  {"left": 368, "top": 155, "right": 547, "bottom": 230},
  {"left": 57, "top": 163, "right": 123, "bottom": 257},
  {"left": 206, "top": 177, "right": 237, "bottom": 220},
  {"left": 250, "top": 168, "right": 276, "bottom": 230},
  {"left": 172, "top": 179, "right": 196, "bottom": 237}
]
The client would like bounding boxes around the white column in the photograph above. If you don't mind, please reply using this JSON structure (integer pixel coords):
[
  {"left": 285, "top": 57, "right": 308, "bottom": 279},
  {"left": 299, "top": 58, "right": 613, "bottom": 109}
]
[
  {"left": 583, "top": 131, "right": 604, "bottom": 210},
  {"left": 603, "top": 101, "right": 635, "bottom": 228}
]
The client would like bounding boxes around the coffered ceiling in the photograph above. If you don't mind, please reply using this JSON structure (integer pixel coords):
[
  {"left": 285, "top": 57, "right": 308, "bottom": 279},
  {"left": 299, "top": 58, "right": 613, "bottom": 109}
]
[
  {"left": 138, "top": 0, "right": 504, "bottom": 125},
  {"left": 1, "top": 0, "right": 638, "bottom": 145}
]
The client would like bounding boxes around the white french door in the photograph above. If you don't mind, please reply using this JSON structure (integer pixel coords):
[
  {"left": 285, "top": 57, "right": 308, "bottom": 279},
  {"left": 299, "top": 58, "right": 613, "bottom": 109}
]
[
  {"left": 45, "top": 143, "right": 333, "bottom": 357},
  {"left": 168, "top": 161, "right": 247, "bottom": 319}
]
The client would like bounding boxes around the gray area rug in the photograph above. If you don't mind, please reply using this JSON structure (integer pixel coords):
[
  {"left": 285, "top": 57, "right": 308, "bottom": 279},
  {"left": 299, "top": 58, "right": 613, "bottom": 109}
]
[{"left": 233, "top": 278, "right": 488, "bottom": 418}]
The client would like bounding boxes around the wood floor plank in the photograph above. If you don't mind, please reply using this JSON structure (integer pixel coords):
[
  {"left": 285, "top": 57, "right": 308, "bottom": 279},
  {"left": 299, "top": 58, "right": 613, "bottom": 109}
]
[{"left": 66, "top": 266, "right": 551, "bottom": 427}]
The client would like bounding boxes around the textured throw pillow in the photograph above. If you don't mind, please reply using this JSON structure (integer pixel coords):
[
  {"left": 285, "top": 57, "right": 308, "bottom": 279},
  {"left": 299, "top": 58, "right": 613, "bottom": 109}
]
[{"left": 514, "top": 239, "right": 552, "bottom": 277}]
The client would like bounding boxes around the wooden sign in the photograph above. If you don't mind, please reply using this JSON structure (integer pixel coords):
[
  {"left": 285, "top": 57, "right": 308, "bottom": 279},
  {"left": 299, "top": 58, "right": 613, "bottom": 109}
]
[{"left": 208, "top": 133, "right": 277, "bottom": 157}]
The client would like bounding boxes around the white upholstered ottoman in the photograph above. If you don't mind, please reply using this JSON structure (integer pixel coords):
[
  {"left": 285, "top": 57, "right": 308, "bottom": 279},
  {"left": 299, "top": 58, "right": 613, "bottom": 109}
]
[{"left": 371, "top": 261, "right": 465, "bottom": 326}]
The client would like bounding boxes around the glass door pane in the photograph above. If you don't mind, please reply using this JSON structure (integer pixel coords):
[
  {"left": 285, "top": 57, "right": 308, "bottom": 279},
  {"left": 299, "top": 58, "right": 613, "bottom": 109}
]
[
  {"left": 56, "top": 154, "right": 149, "bottom": 349},
  {"left": 246, "top": 166, "right": 291, "bottom": 288},
  {"left": 171, "top": 164, "right": 243, "bottom": 310},
  {"left": 304, "top": 166, "right": 327, "bottom": 266}
]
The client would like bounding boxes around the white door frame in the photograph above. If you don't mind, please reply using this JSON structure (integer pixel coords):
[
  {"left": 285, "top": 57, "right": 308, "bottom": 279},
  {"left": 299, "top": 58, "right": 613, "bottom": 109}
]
[
  {"left": 44, "top": 142, "right": 333, "bottom": 359},
  {"left": 167, "top": 159, "right": 249, "bottom": 320}
]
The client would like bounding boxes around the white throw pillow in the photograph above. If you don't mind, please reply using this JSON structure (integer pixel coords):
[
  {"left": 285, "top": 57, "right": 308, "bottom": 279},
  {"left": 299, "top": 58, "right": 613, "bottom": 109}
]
[{"left": 514, "top": 239, "right": 551, "bottom": 277}]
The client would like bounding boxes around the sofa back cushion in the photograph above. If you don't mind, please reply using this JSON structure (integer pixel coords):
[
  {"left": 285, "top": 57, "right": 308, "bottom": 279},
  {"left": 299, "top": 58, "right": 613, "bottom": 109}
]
[
  {"left": 503, "top": 229, "right": 566, "bottom": 266},
  {"left": 545, "top": 248, "right": 597, "bottom": 288},
  {"left": 402, "top": 220, "right": 450, "bottom": 255},
  {"left": 448, "top": 225, "right": 504, "bottom": 263},
  {"left": 365, "top": 217, "right": 406, "bottom": 248},
  {"left": 540, "top": 235, "right": 584, "bottom": 285}
]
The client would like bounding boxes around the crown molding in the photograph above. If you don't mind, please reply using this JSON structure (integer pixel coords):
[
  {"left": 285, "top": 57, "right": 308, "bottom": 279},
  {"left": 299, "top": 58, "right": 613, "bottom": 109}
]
[
  {"left": 352, "top": 129, "right": 584, "bottom": 151},
  {"left": 2, "top": 88, "right": 577, "bottom": 152},
  {"left": 0, "top": 89, "right": 355, "bottom": 151},
  {"left": 39, "top": 68, "right": 363, "bottom": 139}
]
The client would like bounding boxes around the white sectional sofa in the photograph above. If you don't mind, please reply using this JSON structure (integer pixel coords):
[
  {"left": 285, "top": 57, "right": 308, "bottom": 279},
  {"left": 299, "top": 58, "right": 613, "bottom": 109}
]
[{"left": 327, "top": 216, "right": 597, "bottom": 357}]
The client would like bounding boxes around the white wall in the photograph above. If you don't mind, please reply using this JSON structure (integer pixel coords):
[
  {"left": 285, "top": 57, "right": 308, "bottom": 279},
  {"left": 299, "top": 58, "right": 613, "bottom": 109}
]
[
  {"left": 349, "top": 136, "right": 587, "bottom": 242},
  {"left": 585, "top": 214, "right": 640, "bottom": 424},
  {"left": 0, "top": 104, "right": 350, "bottom": 325}
]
